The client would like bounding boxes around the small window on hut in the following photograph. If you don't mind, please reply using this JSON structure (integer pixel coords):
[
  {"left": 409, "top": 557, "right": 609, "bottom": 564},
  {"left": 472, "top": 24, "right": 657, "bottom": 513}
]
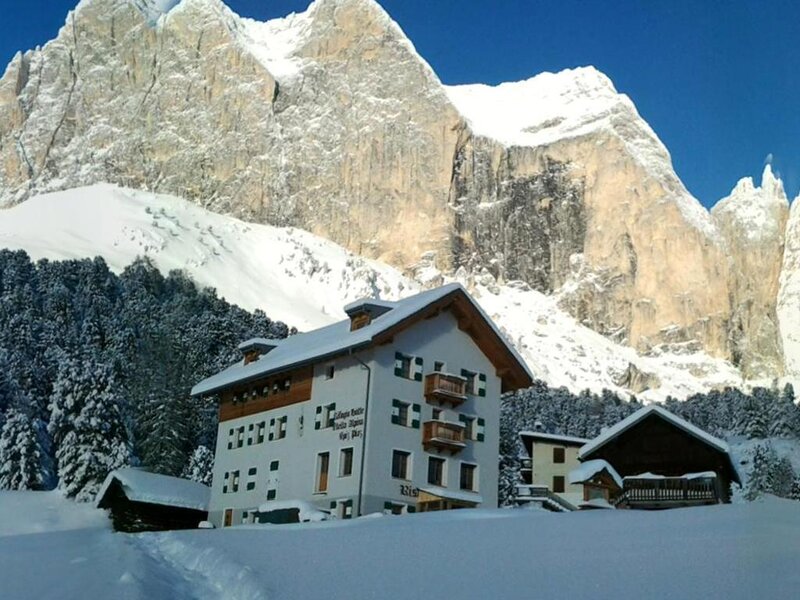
[{"left": 553, "top": 447, "right": 565, "bottom": 464}]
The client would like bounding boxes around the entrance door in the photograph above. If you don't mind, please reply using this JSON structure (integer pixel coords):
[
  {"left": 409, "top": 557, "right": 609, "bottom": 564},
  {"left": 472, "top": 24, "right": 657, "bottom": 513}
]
[
  {"left": 224, "top": 509, "right": 233, "bottom": 527},
  {"left": 316, "top": 452, "right": 330, "bottom": 493}
]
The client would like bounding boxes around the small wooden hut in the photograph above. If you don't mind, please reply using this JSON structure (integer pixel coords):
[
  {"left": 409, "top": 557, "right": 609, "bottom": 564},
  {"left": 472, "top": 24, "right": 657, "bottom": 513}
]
[{"left": 95, "top": 468, "right": 210, "bottom": 532}]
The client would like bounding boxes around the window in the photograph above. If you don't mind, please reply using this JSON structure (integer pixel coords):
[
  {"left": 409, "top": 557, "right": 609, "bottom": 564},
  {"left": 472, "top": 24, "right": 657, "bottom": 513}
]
[
  {"left": 316, "top": 403, "right": 337, "bottom": 430},
  {"left": 462, "top": 370, "right": 477, "bottom": 395},
  {"left": 394, "top": 352, "right": 423, "bottom": 381},
  {"left": 277, "top": 416, "right": 287, "bottom": 440},
  {"left": 553, "top": 476, "right": 565, "bottom": 493},
  {"left": 434, "top": 361, "right": 445, "bottom": 372},
  {"left": 325, "top": 364, "right": 335, "bottom": 379},
  {"left": 462, "top": 416, "right": 475, "bottom": 440},
  {"left": 460, "top": 370, "right": 487, "bottom": 397},
  {"left": 270, "top": 460, "right": 280, "bottom": 471},
  {"left": 395, "top": 353, "right": 412, "bottom": 379},
  {"left": 340, "top": 448, "right": 354, "bottom": 477},
  {"left": 231, "top": 470, "right": 240, "bottom": 493},
  {"left": 553, "top": 447, "right": 565, "bottom": 464},
  {"left": 266, "top": 489, "right": 277, "bottom": 501},
  {"left": 427, "top": 457, "right": 445, "bottom": 486},
  {"left": 236, "top": 427, "right": 245, "bottom": 448},
  {"left": 391, "top": 450, "right": 411, "bottom": 480},
  {"left": 256, "top": 421, "right": 266, "bottom": 444},
  {"left": 459, "top": 463, "right": 476, "bottom": 491},
  {"left": 282, "top": 377, "right": 291, "bottom": 391},
  {"left": 223, "top": 471, "right": 229, "bottom": 494},
  {"left": 315, "top": 452, "right": 330, "bottom": 493},
  {"left": 246, "top": 467, "right": 257, "bottom": 491},
  {"left": 391, "top": 400, "right": 420, "bottom": 428},
  {"left": 432, "top": 408, "right": 442, "bottom": 420}
]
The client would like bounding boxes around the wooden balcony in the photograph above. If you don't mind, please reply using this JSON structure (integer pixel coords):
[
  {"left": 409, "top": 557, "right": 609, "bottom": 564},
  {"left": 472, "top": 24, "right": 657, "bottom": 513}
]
[
  {"left": 424, "top": 372, "right": 467, "bottom": 406},
  {"left": 422, "top": 420, "right": 466, "bottom": 453},
  {"left": 620, "top": 474, "right": 720, "bottom": 509}
]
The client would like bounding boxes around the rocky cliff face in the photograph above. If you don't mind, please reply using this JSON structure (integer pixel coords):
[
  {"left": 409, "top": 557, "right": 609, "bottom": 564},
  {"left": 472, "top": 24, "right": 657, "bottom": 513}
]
[
  {"left": 0, "top": 0, "right": 795, "bottom": 382},
  {"left": 778, "top": 198, "right": 800, "bottom": 380},
  {"left": 711, "top": 165, "right": 790, "bottom": 378}
]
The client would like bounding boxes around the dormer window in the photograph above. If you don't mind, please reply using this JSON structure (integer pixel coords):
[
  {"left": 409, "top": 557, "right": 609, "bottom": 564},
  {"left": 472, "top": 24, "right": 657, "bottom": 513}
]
[{"left": 350, "top": 311, "right": 371, "bottom": 331}]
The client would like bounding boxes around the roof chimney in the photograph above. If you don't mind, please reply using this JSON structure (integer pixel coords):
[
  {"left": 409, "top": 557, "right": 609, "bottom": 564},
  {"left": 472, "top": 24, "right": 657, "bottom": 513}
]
[
  {"left": 238, "top": 338, "right": 281, "bottom": 365},
  {"left": 343, "top": 298, "right": 396, "bottom": 331}
]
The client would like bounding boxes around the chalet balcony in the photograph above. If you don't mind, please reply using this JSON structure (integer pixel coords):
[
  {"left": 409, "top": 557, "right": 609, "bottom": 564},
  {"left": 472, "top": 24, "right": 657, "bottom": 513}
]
[
  {"left": 422, "top": 420, "right": 466, "bottom": 453},
  {"left": 620, "top": 474, "right": 720, "bottom": 509},
  {"left": 424, "top": 372, "right": 467, "bottom": 406}
]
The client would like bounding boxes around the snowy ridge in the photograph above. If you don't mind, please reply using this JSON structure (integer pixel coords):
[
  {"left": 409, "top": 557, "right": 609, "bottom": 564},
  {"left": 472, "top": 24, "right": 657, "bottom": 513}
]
[
  {"left": 0, "top": 184, "right": 414, "bottom": 331},
  {"left": 446, "top": 67, "right": 719, "bottom": 240},
  {"left": 0, "top": 184, "right": 743, "bottom": 402},
  {"left": 712, "top": 164, "right": 789, "bottom": 240}
]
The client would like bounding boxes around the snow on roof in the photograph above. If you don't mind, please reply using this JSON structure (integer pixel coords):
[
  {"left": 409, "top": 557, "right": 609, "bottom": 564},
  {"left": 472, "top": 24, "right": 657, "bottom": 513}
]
[
  {"left": 519, "top": 431, "right": 590, "bottom": 446},
  {"left": 568, "top": 460, "right": 623, "bottom": 488},
  {"left": 578, "top": 405, "right": 730, "bottom": 459},
  {"left": 623, "top": 471, "right": 718, "bottom": 481},
  {"left": 95, "top": 468, "right": 210, "bottom": 512},
  {"left": 419, "top": 486, "right": 483, "bottom": 505},
  {"left": 192, "top": 283, "right": 532, "bottom": 396},
  {"left": 237, "top": 337, "right": 282, "bottom": 352}
]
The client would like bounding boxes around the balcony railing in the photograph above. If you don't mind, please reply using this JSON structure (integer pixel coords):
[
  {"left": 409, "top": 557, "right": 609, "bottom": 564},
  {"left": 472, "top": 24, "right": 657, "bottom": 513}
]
[
  {"left": 424, "top": 372, "right": 467, "bottom": 406},
  {"left": 422, "top": 420, "right": 466, "bottom": 453},
  {"left": 621, "top": 474, "right": 719, "bottom": 508}
]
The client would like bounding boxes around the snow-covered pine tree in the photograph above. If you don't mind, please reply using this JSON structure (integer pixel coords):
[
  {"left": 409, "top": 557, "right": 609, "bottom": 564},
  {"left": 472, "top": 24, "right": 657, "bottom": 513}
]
[
  {"left": 48, "top": 357, "right": 131, "bottom": 501},
  {"left": 0, "top": 407, "right": 51, "bottom": 490},
  {"left": 183, "top": 445, "right": 215, "bottom": 486},
  {"left": 745, "top": 443, "right": 774, "bottom": 500}
]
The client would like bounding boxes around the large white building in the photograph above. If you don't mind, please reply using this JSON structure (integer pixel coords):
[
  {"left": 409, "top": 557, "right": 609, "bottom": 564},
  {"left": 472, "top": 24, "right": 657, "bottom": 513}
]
[{"left": 192, "top": 284, "right": 532, "bottom": 526}]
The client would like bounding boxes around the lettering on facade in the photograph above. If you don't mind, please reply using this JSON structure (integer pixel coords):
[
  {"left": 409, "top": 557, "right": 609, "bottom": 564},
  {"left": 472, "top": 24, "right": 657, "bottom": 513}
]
[
  {"left": 335, "top": 407, "right": 365, "bottom": 441},
  {"left": 400, "top": 484, "right": 419, "bottom": 498}
]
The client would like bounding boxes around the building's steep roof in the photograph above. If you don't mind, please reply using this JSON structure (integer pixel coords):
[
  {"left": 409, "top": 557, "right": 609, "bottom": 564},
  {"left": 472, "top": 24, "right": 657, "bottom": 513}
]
[
  {"left": 95, "top": 468, "right": 210, "bottom": 512},
  {"left": 578, "top": 405, "right": 730, "bottom": 459},
  {"left": 192, "top": 283, "right": 533, "bottom": 396},
  {"left": 519, "top": 431, "right": 589, "bottom": 447}
]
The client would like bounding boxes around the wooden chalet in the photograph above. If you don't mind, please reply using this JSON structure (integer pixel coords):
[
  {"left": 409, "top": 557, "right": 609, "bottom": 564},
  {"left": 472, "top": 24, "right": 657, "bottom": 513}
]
[
  {"left": 578, "top": 406, "right": 741, "bottom": 509},
  {"left": 95, "top": 468, "right": 210, "bottom": 532}
]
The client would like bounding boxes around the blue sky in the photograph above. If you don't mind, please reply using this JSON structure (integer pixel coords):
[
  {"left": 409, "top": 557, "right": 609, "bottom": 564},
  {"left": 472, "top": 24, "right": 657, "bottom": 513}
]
[{"left": 1, "top": 0, "right": 798, "bottom": 206}]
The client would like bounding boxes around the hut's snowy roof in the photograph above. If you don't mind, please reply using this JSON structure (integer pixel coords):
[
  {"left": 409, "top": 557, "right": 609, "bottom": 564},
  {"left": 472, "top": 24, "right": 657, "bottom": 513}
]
[
  {"left": 192, "top": 283, "right": 532, "bottom": 396},
  {"left": 95, "top": 468, "right": 210, "bottom": 512},
  {"left": 578, "top": 405, "right": 730, "bottom": 459},
  {"left": 568, "top": 459, "right": 623, "bottom": 488}
]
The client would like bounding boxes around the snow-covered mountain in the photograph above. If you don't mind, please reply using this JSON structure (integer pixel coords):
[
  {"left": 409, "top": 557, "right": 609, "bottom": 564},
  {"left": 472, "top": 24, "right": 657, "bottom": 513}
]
[
  {"left": 0, "top": 0, "right": 795, "bottom": 389},
  {"left": 0, "top": 184, "right": 743, "bottom": 402}
]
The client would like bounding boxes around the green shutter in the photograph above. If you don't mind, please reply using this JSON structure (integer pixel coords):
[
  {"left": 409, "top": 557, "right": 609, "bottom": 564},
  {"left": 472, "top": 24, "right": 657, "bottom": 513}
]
[
  {"left": 384, "top": 501, "right": 393, "bottom": 511},
  {"left": 478, "top": 373, "right": 487, "bottom": 397},
  {"left": 411, "top": 403, "right": 421, "bottom": 429},
  {"left": 315, "top": 406, "right": 322, "bottom": 430},
  {"left": 477, "top": 417, "right": 485, "bottom": 442},
  {"left": 414, "top": 357, "right": 423, "bottom": 381},
  {"left": 391, "top": 399, "right": 400, "bottom": 425},
  {"left": 330, "top": 501, "right": 337, "bottom": 510},
  {"left": 407, "top": 506, "right": 416, "bottom": 513},
  {"left": 394, "top": 352, "right": 403, "bottom": 377}
]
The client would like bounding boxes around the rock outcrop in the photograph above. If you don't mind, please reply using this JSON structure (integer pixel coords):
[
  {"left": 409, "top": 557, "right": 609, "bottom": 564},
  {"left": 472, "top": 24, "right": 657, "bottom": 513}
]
[
  {"left": 711, "top": 165, "right": 789, "bottom": 378},
  {"left": 778, "top": 197, "right": 800, "bottom": 380},
  {"left": 0, "top": 0, "right": 795, "bottom": 381}
]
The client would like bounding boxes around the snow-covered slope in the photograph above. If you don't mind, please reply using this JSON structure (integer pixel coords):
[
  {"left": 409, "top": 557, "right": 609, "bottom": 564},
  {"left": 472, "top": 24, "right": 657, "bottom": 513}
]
[
  {"left": 0, "top": 184, "right": 413, "bottom": 331},
  {"left": 1, "top": 489, "right": 799, "bottom": 600},
  {"left": 0, "top": 184, "right": 742, "bottom": 401}
]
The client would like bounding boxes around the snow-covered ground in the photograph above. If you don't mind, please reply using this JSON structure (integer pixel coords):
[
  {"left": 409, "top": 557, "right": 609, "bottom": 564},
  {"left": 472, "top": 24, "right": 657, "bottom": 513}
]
[
  {"left": 0, "top": 183, "right": 744, "bottom": 401},
  {"left": 1, "top": 490, "right": 798, "bottom": 599}
]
